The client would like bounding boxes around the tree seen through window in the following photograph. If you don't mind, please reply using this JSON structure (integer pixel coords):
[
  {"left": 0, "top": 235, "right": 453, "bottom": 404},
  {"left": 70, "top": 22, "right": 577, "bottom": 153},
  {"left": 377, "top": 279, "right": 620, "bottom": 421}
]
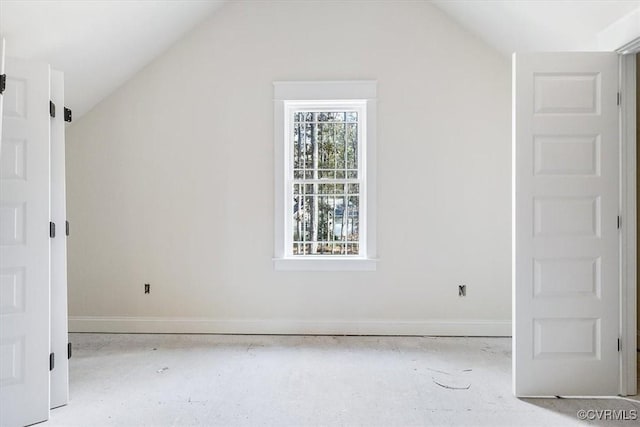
[{"left": 292, "top": 111, "right": 361, "bottom": 255}]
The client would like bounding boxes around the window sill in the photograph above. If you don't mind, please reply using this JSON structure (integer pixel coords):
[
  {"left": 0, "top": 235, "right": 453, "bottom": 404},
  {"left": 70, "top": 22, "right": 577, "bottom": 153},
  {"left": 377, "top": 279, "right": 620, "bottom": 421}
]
[{"left": 273, "top": 257, "right": 378, "bottom": 272}]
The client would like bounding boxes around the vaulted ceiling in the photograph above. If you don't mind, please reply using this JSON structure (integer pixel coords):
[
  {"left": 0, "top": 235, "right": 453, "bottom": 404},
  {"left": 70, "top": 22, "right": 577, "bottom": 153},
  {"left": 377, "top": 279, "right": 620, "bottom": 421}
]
[
  {"left": 0, "top": 0, "right": 226, "bottom": 118},
  {"left": 433, "top": 0, "right": 639, "bottom": 54},
  {"left": 1, "top": 0, "right": 638, "bottom": 120}
]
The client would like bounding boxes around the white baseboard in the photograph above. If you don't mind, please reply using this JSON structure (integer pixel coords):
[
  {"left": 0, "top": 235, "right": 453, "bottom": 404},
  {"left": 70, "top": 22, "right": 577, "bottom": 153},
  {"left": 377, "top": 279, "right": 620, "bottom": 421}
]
[{"left": 68, "top": 316, "right": 511, "bottom": 337}]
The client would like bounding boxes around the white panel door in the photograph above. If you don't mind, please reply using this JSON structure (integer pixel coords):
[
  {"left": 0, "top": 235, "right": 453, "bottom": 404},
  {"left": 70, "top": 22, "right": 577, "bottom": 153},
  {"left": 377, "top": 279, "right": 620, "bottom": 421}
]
[
  {"left": 513, "top": 52, "right": 620, "bottom": 396},
  {"left": 50, "top": 69, "right": 69, "bottom": 409},
  {"left": 0, "top": 58, "right": 51, "bottom": 426},
  {"left": 0, "top": 37, "right": 5, "bottom": 151}
]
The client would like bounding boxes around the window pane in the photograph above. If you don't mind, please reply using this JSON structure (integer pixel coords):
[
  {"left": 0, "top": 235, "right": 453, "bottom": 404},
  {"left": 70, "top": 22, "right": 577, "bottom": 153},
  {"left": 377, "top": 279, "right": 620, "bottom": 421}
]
[
  {"left": 293, "top": 123, "right": 301, "bottom": 169},
  {"left": 291, "top": 185, "right": 360, "bottom": 255},
  {"left": 317, "top": 124, "right": 333, "bottom": 170},
  {"left": 304, "top": 123, "right": 314, "bottom": 170},
  {"left": 347, "top": 123, "right": 358, "bottom": 170},
  {"left": 292, "top": 115, "right": 358, "bottom": 179},
  {"left": 293, "top": 194, "right": 302, "bottom": 241},
  {"left": 331, "top": 112, "right": 345, "bottom": 122},
  {"left": 318, "top": 170, "right": 335, "bottom": 179},
  {"left": 336, "top": 125, "right": 345, "bottom": 169},
  {"left": 336, "top": 124, "right": 346, "bottom": 170},
  {"left": 318, "top": 183, "right": 337, "bottom": 195},
  {"left": 347, "top": 195, "right": 359, "bottom": 241}
]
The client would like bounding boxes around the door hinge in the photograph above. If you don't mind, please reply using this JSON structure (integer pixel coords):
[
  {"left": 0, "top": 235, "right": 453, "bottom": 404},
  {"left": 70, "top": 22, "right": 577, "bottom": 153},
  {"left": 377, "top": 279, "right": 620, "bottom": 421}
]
[
  {"left": 66, "top": 220, "right": 70, "bottom": 236},
  {"left": 49, "top": 100, "right": 56, "bottom": 118},
  {"left": 617, "top": 216, "right": 621, "bottom": 229},
  {"left": 618, "top": 338, "right": 621, "bottom": 352},
  {"left": 50, "top": 222, "right": 56, "bottom": 238},
  {"left": 68, "top": 342, "right": 72, "bottom": 359},
  {"left": 617, "top": 92, "right": 621, "bottom": 106},
  {"left": 49, "top": 353, "right": 55, "bottom": 371},
  {"left": 64, "top": 107, "right": 72, "bottom": 123},
  {"left": 0, "top": 74, "right": 6, "bottom": 95}
]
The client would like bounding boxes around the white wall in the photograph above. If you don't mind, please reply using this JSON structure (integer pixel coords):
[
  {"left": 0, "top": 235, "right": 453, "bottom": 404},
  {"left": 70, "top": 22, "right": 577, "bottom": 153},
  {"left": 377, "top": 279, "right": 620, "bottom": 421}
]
[{"left": 66, "top": 0, "right": 512, "bottom": 335}]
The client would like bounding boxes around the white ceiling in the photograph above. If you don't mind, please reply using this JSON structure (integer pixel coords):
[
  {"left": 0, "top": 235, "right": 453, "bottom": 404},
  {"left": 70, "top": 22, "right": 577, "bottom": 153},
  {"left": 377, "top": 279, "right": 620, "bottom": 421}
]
[
  {"left": 0, "top": 0, "right": 226, "bottom": 118},
  {"left": 432, "top": 0, "right": 640, "bottom": 55},
  {"left": 0, "top": 1, "right": 638, "bottom": 120}
]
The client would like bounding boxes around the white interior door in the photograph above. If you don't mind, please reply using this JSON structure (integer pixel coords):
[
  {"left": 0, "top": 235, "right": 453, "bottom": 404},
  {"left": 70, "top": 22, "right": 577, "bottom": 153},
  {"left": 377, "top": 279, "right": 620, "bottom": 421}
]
[
  {"left": 50, "top": 69, "right": 69, "bottom": 409},
  {"left": 0, "top": 58, "right": 51, "bottom": 426},
  {"left": 0, "top": 37, "right": 5, "bottom": 150},
  {"left": 513, "top": 52, "right": 620, "bottom": 396}
]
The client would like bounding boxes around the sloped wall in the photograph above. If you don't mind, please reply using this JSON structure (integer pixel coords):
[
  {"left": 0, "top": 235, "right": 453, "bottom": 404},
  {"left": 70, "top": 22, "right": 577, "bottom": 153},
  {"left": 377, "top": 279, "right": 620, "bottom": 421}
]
[{"left": 66, "top": 0, "right": 511, "bottom": 335}]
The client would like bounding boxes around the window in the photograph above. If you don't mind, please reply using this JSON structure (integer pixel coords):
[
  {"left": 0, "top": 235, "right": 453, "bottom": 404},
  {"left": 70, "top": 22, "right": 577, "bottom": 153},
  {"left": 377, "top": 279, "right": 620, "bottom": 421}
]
[
  {"left": 273, "top": 81, "right": 377, "bottom": 271},
  {"left": 289, "top": 103, "right": 364, "bottom": 256}
]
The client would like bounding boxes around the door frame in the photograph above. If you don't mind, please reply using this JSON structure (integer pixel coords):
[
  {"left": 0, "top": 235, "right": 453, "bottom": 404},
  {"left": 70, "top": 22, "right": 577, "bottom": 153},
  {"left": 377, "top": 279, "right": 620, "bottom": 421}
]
[
  {"left": 602, "top": 8, "right": 640, "bottom": 397},
  {"left": 619, "top": 40, "right": 639, "bottom": 396}
]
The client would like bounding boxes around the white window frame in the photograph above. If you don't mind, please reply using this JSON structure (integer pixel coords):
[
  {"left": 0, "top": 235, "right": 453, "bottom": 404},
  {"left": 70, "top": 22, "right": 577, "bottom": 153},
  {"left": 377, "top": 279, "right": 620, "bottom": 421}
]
[
  {"left": 285, "top": 100, "right": 367, "bottom": 258},
  {"left": 273, "top": 81, "right": 377, "bottom": 271}
]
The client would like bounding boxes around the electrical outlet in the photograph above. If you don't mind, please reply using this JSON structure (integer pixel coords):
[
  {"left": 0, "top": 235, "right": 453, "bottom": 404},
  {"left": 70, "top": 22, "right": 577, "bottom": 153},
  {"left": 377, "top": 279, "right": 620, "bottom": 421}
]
[
  {"left": 144, "top": 284, "right": 150, "bottom": 294},
  {"left": 458, "top": 284, "right": 466, "bottom": 297}
]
